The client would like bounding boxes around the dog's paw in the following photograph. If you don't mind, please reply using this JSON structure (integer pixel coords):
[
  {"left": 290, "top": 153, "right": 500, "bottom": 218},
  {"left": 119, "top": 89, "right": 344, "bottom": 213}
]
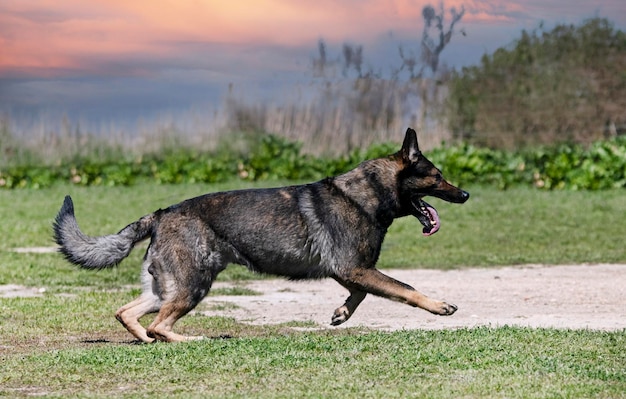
[
  {"left": 331, "top": 307, "right": 350, "bottom": 326},
  {"left": 432, "top": 302, "right": 458, "bottom": 316}
]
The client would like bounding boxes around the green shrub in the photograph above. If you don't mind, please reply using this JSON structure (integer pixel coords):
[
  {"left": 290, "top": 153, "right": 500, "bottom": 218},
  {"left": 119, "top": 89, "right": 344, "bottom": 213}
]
[{"left": 1, "top": 134, "right": 625, "bottom": 190}]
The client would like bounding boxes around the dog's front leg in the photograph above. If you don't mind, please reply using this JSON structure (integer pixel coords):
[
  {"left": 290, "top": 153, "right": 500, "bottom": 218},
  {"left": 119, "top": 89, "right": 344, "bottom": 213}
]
[
  {"left": 330, "top": 283, "right": 367, "bottom": 326},
  {"left": 335, "top": 268, "right": 457, "bottom": 316}
]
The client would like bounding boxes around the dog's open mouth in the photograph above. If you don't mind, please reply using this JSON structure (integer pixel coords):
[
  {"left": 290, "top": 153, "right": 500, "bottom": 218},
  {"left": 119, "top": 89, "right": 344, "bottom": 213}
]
[{"left": 411, "top": 198, "right": 440, "bottom": 236}]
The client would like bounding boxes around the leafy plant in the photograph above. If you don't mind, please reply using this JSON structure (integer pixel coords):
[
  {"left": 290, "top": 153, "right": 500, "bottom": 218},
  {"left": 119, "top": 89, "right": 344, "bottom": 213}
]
[{"left": 1, "top": 134, "right": 625, "bottom": 190}]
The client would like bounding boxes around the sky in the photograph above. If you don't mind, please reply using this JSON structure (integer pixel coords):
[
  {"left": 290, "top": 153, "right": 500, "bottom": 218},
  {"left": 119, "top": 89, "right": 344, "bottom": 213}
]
[{"left": 1, "top": 0, "right": 625, "bottom": 133}]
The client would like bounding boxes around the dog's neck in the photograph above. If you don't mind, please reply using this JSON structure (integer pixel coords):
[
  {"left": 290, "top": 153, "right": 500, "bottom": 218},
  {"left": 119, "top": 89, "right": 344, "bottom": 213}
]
[{"left": 330, "top": 158, "right": 401, "bottom": 226}]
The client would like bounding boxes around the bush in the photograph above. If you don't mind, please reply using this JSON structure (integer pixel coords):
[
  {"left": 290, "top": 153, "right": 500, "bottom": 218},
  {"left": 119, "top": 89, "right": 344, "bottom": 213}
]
[{"left": 1, "top": 134, "right": 625, "bottom": 190}]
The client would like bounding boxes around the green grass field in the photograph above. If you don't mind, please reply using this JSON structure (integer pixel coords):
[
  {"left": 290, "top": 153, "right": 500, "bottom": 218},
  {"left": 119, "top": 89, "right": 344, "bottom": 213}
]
[{"left": 1, "top": 182, "right": 625, "bottom": 397}]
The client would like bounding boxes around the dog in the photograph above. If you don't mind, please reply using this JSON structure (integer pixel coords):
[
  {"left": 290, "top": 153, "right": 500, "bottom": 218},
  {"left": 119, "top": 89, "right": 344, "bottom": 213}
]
[{"left": 53, "top": 128, "right": 469, "bottom": 343}]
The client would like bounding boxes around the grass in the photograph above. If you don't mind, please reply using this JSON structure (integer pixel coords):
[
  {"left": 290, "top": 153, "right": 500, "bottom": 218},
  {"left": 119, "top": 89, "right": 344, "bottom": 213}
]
[
  {"left": 0, "top": 182, "right": 624, "bottom": 289},
  {"left": 1, "top": 182, "right": 625, "bottom": 397},
  {"left": 1, "top": 292, "right": 624, "bottom": 398},
  {"left": 384, "top": 185, "right": 626, "bottom": 267}
]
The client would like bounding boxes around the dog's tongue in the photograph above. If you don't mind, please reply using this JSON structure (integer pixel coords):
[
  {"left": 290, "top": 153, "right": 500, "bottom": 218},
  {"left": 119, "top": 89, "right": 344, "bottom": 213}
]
[{"left": 422, "top": 205, "right": 440, "bottom": 236}]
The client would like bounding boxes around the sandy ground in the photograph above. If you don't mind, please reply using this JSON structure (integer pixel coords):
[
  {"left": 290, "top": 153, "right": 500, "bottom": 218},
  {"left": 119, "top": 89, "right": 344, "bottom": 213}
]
[
  {"left": 2, "top": 260, "right": 624, "bottom": 331},
  {"left": 203, "top": 264, "right": 626, "bottom": 331}
]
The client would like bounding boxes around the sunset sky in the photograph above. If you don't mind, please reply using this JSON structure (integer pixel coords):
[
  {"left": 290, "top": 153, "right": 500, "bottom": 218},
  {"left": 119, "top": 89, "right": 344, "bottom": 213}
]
[{"left": 1, "top": 0, "right": 625, "bottom": 130}]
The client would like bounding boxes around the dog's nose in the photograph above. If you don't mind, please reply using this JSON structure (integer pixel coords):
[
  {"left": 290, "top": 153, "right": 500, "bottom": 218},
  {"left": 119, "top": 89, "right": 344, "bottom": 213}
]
[{"left": 460, "top": 190, "right": 470, "bottom": 202}]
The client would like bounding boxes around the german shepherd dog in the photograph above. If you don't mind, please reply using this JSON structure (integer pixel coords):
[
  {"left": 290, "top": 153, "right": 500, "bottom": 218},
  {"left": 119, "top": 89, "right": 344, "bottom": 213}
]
[{"left": 53, "top": 128, "right": 469, "bottom": 343}]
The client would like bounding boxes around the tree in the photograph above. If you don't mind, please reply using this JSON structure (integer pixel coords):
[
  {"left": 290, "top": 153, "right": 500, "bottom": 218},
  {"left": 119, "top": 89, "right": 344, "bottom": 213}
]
[
  {"left": 395, "top": 3, "right": 466, "bottom": 134},
  {"left": 446, "top": 17, "right": 626, "bottom": 148},
  {"left": 398, "top": 3, "right": 465, "bottom": 79}
]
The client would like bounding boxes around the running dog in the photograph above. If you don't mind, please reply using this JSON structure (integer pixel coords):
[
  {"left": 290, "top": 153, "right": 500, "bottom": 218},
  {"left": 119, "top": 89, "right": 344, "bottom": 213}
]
[{"left": 53, "top": 128, "right": 469, "bottom": 342}]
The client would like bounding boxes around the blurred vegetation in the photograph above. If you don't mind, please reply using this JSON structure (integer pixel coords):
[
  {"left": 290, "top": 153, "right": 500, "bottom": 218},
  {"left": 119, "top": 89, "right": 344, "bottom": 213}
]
[
  {"left": 446, "top": 17, "right": 626, "bottom": 148},
  {"left": 220, "top": 4, "right": 467, "bottom": 154},
  {"left": 222, "top": 16, "right": 626, "bottom": 154},
  {"left": 1, "top": 12, "right": 625, "bottom": 191}
]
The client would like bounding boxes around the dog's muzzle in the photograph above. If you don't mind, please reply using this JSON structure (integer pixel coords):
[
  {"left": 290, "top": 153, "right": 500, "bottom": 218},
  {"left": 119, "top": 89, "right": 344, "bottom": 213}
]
[{"left": 411, "top": 198, "right": 440, "bottom": 236}]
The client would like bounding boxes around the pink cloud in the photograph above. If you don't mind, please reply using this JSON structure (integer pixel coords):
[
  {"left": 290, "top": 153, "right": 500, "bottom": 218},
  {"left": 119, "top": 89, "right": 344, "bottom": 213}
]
[{"left": 0, "top": 0, "right": 623, "bottom": 78}]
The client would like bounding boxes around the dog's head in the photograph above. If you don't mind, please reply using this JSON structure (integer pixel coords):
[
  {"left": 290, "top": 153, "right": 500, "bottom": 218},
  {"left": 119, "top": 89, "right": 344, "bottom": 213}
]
[{"left": 396, "top": 128, "right": 469, "bottom": 236}]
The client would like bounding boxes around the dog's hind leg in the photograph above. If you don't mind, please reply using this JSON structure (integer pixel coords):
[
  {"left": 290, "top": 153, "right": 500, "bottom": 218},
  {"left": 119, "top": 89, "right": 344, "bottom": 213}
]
[
  {"left": 115, "top": 294, "right": 161, "bottom": 343},
  {"left": 330, "top": 283, "right": 367, "bottom": 326},
  {"left": 115, "top": 260, "right": 162, "bottom": 343},
  {"left": 146, "top": 293, "right": 206, "bottom": 343},
  {"left": 144, "top": 251, "right": 219, "bottom": 342},
  {"left": 141, "top": 222, "right": 229, "bottom": 342},
  {"left": 335, "top": 268, "right": 457, "bottom": 316}
]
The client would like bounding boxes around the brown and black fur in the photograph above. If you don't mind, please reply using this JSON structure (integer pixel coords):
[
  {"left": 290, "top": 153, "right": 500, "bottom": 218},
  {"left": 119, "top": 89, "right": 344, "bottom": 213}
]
[{"left": 53, "top": 128, "right": 469, "bottom": 343}]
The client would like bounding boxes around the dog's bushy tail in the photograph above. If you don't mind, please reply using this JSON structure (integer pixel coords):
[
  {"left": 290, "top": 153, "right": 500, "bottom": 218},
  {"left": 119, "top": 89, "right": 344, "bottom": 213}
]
[{"left": 53, "top": 195, "right": 156, "bottom": 270}]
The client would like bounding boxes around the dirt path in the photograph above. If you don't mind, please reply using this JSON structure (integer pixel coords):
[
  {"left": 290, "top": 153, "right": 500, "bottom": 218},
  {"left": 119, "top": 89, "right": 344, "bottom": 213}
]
[
  {"left": 204, "top": 264, "right": 626, "bottom": 331},
  {"left": 2, "top": 262, "right": 624, "bottom": 331}
]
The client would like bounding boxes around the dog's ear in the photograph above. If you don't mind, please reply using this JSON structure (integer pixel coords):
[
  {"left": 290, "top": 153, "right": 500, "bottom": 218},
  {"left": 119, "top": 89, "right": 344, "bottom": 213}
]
[{"left": 401, "top": 128, "right": 421, "bottom": 163}]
